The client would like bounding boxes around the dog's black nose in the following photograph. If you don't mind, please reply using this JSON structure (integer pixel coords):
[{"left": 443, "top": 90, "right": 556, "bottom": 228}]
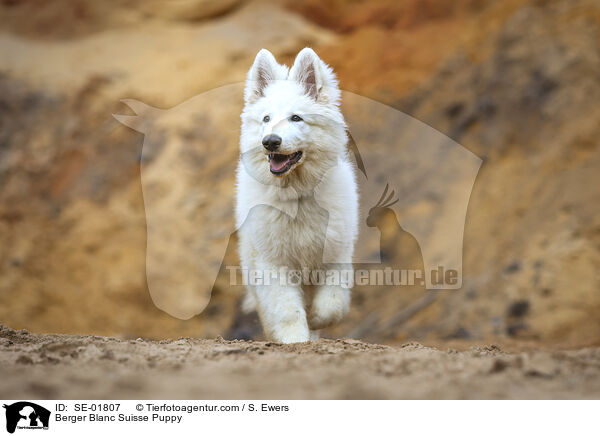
[{"left": 262, "top": 134, "right": 282, "bottom": 151}]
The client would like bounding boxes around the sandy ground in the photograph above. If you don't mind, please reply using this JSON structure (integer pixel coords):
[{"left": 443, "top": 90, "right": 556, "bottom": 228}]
[
  {"left": 1, "top": 324, "right": 599, "bottom": 400},
  {"left": 1, "top": 0, "right": 599, "bottom": 345}
]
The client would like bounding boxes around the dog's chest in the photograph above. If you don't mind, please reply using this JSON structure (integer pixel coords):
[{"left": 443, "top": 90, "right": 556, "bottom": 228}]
[{"left": 248, "top": 196, "right": 328, "bottom": 268}]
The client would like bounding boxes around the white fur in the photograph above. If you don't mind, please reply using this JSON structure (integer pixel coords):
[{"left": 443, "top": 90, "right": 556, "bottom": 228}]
[{"left": 235, "top": 48, "right": 359, "bottom": 343}]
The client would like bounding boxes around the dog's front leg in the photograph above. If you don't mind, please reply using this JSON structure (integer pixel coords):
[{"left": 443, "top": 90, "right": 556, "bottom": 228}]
[
  {"left": 255, "top": 268, "right": 309, "bottom": 343},
  {"left": 309, "top": 284, "right": 351, "bottom": 330},
  {"left": 309, "top": 264, "right": 352, "bottom": 331}
]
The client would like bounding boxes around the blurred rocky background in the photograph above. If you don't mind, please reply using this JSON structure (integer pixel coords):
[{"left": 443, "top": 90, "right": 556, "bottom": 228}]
[{"left": 0, "top": 0, "right": 598, "bottom": 346}]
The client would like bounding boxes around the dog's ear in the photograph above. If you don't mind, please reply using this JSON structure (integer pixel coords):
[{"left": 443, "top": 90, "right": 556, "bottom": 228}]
[
  {"left": 289, "top": 48, "right": 340, "bottom": 105},
  {"left": 245, "top": 49, "right": 285, "bottom": 104}
]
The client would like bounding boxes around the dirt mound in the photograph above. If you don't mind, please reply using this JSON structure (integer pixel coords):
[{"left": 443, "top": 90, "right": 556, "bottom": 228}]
[
  {"left": 0, "top": 0, "right": 245, "bottom": 39},
  {"left": 2, "top": 324, "right": 599, "bottom": 399},
  {"left": 396, "top": 0, "right": 600, "bottom": 344}
]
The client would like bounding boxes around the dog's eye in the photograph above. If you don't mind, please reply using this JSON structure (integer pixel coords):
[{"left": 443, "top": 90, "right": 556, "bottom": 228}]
[
  {"left": 290, "top": 114, "right": 303, "bottom": 122},
  {"left": 263, "top": 115, "right": 270, "bottom": 123}
]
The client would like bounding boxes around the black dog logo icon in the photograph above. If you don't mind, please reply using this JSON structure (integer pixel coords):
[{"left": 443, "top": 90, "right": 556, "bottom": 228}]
[{"left": 3, "top": 402, "right": 50, "bottom": 434}]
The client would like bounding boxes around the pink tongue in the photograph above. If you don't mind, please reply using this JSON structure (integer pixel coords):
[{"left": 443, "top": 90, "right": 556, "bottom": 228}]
[{"left": 270, "top": 155, "right": 290, "bottom": 171}]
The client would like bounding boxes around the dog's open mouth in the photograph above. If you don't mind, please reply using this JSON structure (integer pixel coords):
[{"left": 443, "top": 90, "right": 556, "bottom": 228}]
[{"left": 268, "top": 151, "right": 303, "bottom": 175}]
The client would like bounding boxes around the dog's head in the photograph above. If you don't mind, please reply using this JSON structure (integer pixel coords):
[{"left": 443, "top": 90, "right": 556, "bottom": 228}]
[{"left": 240, "top": 48, "right": 347, "bottom": 190}]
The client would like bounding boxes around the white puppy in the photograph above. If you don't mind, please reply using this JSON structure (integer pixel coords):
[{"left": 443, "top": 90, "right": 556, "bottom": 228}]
[{"left": 235, "top": 48, "right": 359, "bottom": 343}]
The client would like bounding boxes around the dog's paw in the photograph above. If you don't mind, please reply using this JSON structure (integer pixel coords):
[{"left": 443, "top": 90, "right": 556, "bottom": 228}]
[
  {"left": 309, "top": 286, "right": 350, "bottom": 330},
  {"left": 272, "top": 321, "right": 310, "bottom": 343}
]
